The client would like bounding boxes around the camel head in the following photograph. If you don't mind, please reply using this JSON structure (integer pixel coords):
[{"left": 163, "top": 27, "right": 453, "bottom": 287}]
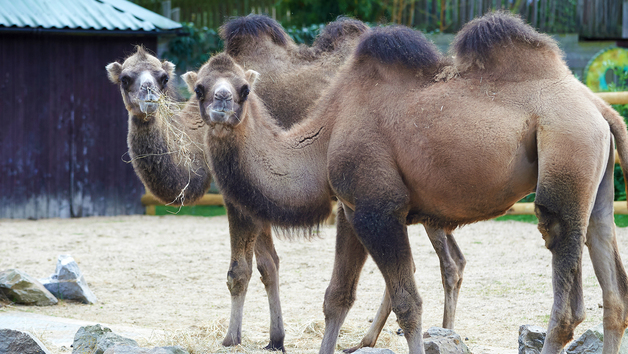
[
  {"left": 183, "top": 53, "right": 258, "bottom": 134},
  {"left": 106, "top": 46, "right": 175, "bottom": 118}
]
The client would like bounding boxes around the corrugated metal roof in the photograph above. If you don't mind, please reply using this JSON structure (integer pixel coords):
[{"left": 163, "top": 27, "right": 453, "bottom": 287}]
[{"left": 0, "top": 0, "right": 181, "bottom": 32}]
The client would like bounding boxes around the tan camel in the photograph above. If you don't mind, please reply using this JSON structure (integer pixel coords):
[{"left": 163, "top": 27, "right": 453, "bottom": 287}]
[
  {"left": 185, "top": 11, "right": 628, "bottom": 354},
  {"left": 220, "top": 15, "right": 467, "bottom": 352},
  {"left": 105, "top": 45, "right": 211, "bottom": 205},
  {"left": 107, "top": 16, "right": 407, "bottom": 352}
]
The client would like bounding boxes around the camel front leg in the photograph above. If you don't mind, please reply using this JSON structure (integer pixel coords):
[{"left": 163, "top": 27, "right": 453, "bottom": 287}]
[
  {"left": 350, "top": 204, "right": 424, "bottom": 354},
  {"left": 423, "top": 226, "right": 466, "bottom": 329},
  {"left": 254, "top": 223, "right": 285, "bottom": 352},
  {"left": 320, "top": 204, "right": 369, "bottom": 354},
  {"left": 223, "top": 202, "right": 260, "bottom": 347},
  {"left": 586, "top": 149, "right": 628, "bottom": 354}
]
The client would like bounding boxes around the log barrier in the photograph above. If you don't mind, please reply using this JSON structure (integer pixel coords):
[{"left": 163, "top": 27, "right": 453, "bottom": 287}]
[{"left": 141, "top": 92, "right": 628, "bottom": 216}]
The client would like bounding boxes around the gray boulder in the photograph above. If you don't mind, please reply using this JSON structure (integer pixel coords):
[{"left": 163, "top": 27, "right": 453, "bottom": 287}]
[
  {"left": 519, "top": 325, "right": 546, "bottom": 354},
  {"left": 353, "top": 348, "right": 396, "bottom": 354},
  {"left": 423, "top": 327, "right": 471, "bottom": 354},
  {"left": 0, "top": 329, "right": 53, "bottom": 354},
  {"left": 0, "top": 269, "right": 58, "bottom": 306},
  {"left": 565, "top": 323, "right": 628, "bottom": 354},
  {"left": 40, "top": 254, "right": 97, "bottom": 304},
  {"left": 71, "top": 324, "right": 138, "bottom": 354},
  {"left": 103, "top": 345, "right": 190, "bottom": 354}
]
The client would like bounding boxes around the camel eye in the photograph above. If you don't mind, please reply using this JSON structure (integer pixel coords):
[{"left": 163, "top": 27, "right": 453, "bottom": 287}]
[
  {"left": 120, "top": 76, "right": 131, "bottom": 88},
  {"left": 194, "top": 86, "right": 204, "bottom": 100},
  {"left": 239, "top": 85, "right": 250, "bottom": 102},
  {"left": 160, "top": 74, "right": 169, "bottom": 86}
]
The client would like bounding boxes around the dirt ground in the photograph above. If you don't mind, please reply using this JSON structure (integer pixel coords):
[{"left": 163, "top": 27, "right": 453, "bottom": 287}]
[{"left": 1, "top": 215, "right": 627, "bottom": 354}]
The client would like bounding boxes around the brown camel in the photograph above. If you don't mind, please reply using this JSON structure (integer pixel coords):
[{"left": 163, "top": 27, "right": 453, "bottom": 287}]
[
  {"left": 107, "top": 16, "right": 414, "bottom": 352},
  {"left": 185, "top": 11, "right": 628, "bottom": 354},
  {"left": 218, "top": 15, "right": 466, "bottom": 352}
]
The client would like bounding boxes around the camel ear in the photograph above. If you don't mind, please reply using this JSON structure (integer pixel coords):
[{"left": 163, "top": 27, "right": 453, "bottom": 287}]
[
  {"left": 245, "top": 70, "right": 259, "bottom": 88},
  {"left": 162, "top": 60, "right": 175, "bottom": 77},
  {"left": 106, "top": 62, "right": 123, "bottom": 84},
  {"left": 181, "top": 71, "right": 198, "bottom": 93}
]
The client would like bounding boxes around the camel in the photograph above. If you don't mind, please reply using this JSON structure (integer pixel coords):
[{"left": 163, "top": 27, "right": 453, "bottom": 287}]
[
  {"left": 184, "top": 11, "right": 628, "bottom": 354},
  {"left": 107, "top": 16, "right": 417, "bottom": 352}
]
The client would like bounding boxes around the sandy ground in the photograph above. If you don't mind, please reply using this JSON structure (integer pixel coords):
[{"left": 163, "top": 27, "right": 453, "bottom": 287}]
[{"left": 1, "top": 215, "right": 627, "bottom": 354}]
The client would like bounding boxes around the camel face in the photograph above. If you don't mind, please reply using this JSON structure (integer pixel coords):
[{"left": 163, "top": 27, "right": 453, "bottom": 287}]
[
  {"left": 183, "top": 54, "right": 258, "bottom": 134},
  {"left": 106, "top": 47, "right": 175, "bottom": 118}
]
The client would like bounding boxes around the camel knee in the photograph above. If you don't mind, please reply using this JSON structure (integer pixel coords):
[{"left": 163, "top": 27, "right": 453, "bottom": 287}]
[
  {"left": 323, "top": 284, "right": 356, "bottom": 318},
  {"left": 227, "top": 260, "right": 252, "bottom": 296},
  {"left": 257, "top": 257, "right": 278, "bottom": 289},
  {"left": 389, "top": 289, "right": 422, "bottom": 333}
]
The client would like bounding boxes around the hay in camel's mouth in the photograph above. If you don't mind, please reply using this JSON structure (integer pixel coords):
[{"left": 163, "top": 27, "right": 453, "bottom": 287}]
[{"left": 126, "top": 91, "right": 210, "bottom": 210}]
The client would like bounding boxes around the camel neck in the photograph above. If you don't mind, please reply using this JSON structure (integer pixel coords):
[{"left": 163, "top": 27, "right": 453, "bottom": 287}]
[{"left": 207, "top": 95, "right": 333, "bottom": 228}]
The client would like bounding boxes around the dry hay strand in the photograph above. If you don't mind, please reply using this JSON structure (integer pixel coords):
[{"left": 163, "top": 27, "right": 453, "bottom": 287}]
[{"left": 127, "top": 90, "right": 210, "bottom": 209}]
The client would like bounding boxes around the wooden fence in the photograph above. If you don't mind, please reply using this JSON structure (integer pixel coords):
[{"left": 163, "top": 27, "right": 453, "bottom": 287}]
[{"left": 132, "top": 0, "right": 622, "bottom": 38}]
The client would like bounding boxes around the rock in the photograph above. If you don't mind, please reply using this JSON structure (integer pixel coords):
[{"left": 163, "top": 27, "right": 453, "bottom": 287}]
[
  {"left": 0, "top": 328, "right": 53, "bottom": 354},
  {"left": 423, "top": 327, "right": 471, "bottom": 354},
  {"left": 519, "top": 325, "right": 546, "bottom": 354},
  {"left": 353, "top": 348, "right": 396, "bottom": 354},
  {"left": 103, "top": 346, "right": 190, "bottom": 354},
  {"left": 0, "top": 269, "right": 58, "bottom": 306},
  {"left": 40, "top": 255, "right": 97, "bottom": 304},
  {"left": 565, "top": 323, "right": 628, "bottom": 354},
  {"left": 71, "top": 324, "right": 139, "bottom": 354}
]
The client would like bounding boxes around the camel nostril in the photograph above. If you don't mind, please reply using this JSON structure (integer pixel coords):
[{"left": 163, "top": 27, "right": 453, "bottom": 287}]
[{"left": 214, "top": 90, "right": 232, "bottom": 101}]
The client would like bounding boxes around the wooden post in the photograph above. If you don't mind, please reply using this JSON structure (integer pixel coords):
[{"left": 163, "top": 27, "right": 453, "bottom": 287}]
[{"left": 624, "top": 1, "right": 628, "bottom": 38}]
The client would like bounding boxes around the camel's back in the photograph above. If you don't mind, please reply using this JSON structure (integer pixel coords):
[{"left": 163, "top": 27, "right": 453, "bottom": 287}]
[
  {"left": 323, "top": 18, "right": 609, "bottom": 228},
  {"left": 221, "top": 15, "right": 368, "bottom": 129},
  {"left": 451, "top": 11, "right": 568, "bottom": 80}
]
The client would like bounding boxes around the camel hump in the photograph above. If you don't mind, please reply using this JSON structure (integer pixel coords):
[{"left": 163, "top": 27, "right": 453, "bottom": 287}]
[
  {"left": 354, "top": 25, "right": 441, "bottom": 69},
  {"left": 221, "top": 14, "right": 290, "bottom": 56},
  {"left": 312, "top": 17, "right": 369, "bottom": 53},
  {"left": 451, "top": 11, "right": 559, "bottom": 69}
]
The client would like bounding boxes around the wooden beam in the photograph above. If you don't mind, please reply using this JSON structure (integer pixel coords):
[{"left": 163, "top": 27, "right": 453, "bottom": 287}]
[
  {"left": 596, "top": 91, "right": 628, "bottom": 105},
  {"left": 507, "top": 201, "right": 628, "bottom": 215},
  {"left": 141, "top": 193, "right": 224, "bottom": 206}
]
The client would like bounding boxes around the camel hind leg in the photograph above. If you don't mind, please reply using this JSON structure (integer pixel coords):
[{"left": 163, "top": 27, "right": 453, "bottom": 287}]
[
  {"left": 255, "top": 223, "right": 285, "bottom": 351},
  {"left": 424, "top": 226, "right": 466, "bottom": 329},
  {"left": 586, "top": 140, "right": 628, "bottom": 354},
  {"left": 320, "top": 203, "right": 370, "bottom": 354},
  {"left": 535, "top": 125, "right": 610, "bottom": 353}
]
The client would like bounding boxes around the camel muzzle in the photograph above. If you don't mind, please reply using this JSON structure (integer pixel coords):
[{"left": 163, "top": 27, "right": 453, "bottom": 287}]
[{"left": 137, "top": 90, "right": 159, "bottom": 114}]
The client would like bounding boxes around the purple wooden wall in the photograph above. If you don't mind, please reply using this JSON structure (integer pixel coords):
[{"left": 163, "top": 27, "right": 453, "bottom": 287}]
[{"left": 0, "top": 33, "right": 157, "bottom": 219}]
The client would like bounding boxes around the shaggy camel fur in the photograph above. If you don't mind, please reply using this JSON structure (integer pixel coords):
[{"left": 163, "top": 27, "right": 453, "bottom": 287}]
[
  {"left": 219, "top": 15, "right": 467, "bottom": 352},
  {"left": 187, "top": 12, "right": 628, "bottom": 354},
  {"left": 108, "top": 16, "right": 400, "bottom": 351},
  {"left": 105, "top": 46, "right": 211, "bottom": 205}
]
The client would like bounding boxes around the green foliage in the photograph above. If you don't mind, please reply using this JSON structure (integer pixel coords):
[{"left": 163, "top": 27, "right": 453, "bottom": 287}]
[
  {"left": 278, "top": 0, "right": 389, "bottom": 27},
  {"left": 162, "top": 23, "right": 223, "bottom": 73},
  {"left": 603, "top": 65, "right": 628, "bottom": 202},
  {"left": 162, "top": 22, "right": 328, "bottom": 74},
  {"left": 285, "top": 23, "right": 325, "bottom": 45}
]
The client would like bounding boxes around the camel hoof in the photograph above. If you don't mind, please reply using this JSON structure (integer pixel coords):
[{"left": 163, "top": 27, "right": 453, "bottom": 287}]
[
  {"left": 222, "top": 336, "right": 241, "bottom": 347},
  {"left": 342, "top": 346, "right": 361, "bottom": 353},
  {"left": 263, "top": 341, "right": 285, "bottom": 352}
]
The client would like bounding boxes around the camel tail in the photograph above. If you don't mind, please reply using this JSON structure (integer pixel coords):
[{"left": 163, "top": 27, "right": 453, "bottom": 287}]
[
  {"left": 221, "top": 14, "right": 290, "bottom": 56},
  {"left": 590, "top": 93, "right": 628, "bottom": 202},
  {"left": 354, "top": 25, "right": 441, "bottom": 69},
  {"left": 312, "top": 17, "right": 369, "bottom": 53},
  {"left": 451, "top": 11, "right": 559, "bottom": 70}
]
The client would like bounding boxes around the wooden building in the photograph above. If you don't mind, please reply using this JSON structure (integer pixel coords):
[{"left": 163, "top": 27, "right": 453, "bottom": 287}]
[{"left": 0, "top": 0, "right": 181, "bottom": 218}]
